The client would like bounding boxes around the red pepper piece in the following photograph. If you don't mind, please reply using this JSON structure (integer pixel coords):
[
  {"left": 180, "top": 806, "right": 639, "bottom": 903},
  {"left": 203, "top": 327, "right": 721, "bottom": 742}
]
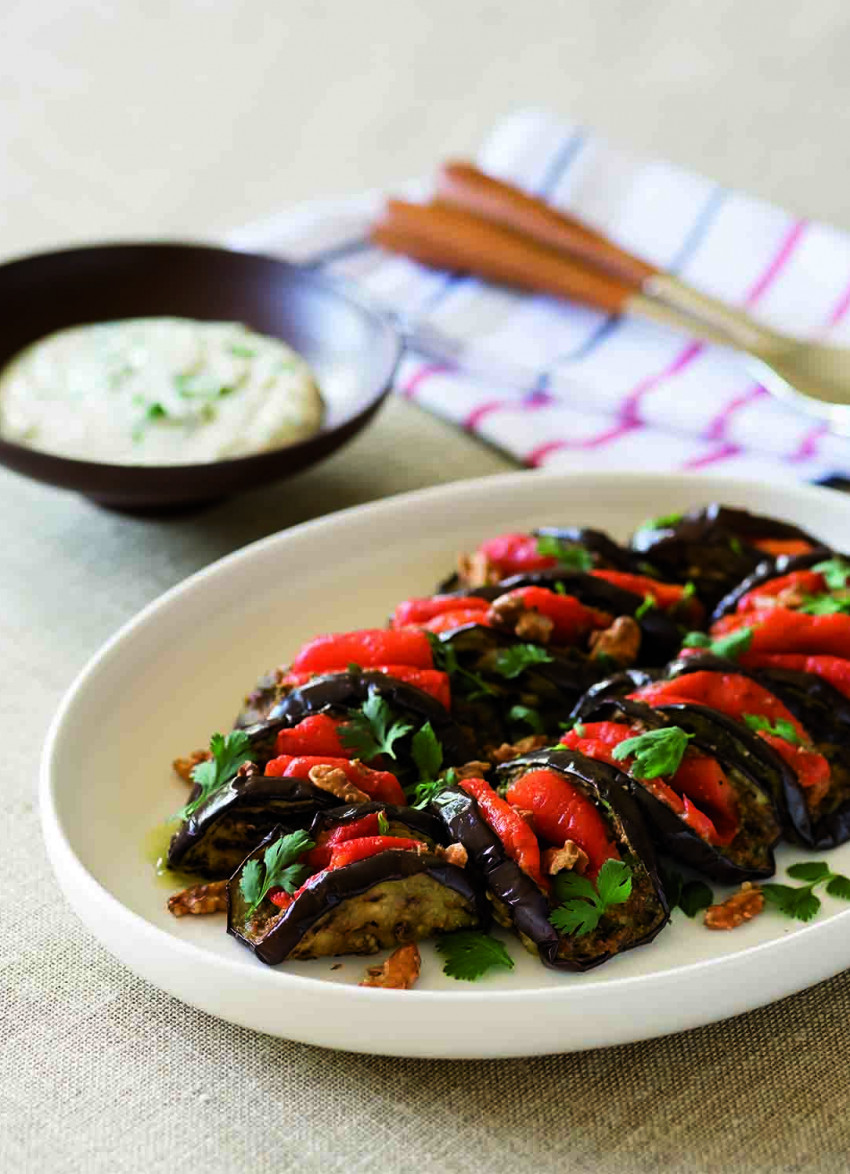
[
  {"left": 391, "top": 595, "right": 490, "bottom": 628},
  {"left": 328, "top": 834, "right": 426, "bottom": 869},
  {"left": 306, "top": 812, "right": 382, "bottom": 869},
  {"left": 459, "top": 776, "right": 548, "bottom": 889},
  {"left": 712, "top": 609, "right": 850, "bottom": 659},
  {"left": 735, "top": 570, "right": 825, "bottom": 614},
  {"left": 505, "top": 768, "right": 619, "bottom": 880},
  {"left": 499, "top": 586, "right": 611, "bottom": 644},
  {"left": 478, "top": 532, "right": 556, "bottom": 577},
  {"left": 264, "top": 754, "right": 406, "bottom": 805},
  {"left": 281, "top": 665, "right": 451, "bottom": 708},
  {"left": 756, "top": 733, "right": 831, "bottom": 794},
  {"left": 274, "top": 714, "right": 351, "bottom": 758},
  {"left": 292, "top": 629, "right": 433, "bottom": 673},
  {"left": 591, "top": 569, "right": 704, "bottom": 624},
  {"left": 421, "top": 608, "right": 493, "bottom": 634},
  {"left": 739, "top": 651, "right": 850, "bottom": 702},
  {"left": 752, "top": 538, "right": 814, "bottom": 557},
  {"left": 630, "top": 672, "right": 809, "bottom": 741}
]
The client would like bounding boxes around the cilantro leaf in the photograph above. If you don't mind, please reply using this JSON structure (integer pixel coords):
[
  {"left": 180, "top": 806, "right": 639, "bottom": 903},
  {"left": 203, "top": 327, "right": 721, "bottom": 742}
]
[
  {"left": 535, "top": 535, "right": 593, "bottom": 571},
  {"left": 491, "top": 643, "right": 554, "bottom": 679},
  {"left": 787, "top": 861, "right": 831, "bottom": 882},
  {"left": 612, "top": 726, "right": 693, "bottom": 780},
  {"left": 508, "top": 704, "right": 543, "bottom": 734},
  {"left": 411, "top": 722, "right": 443, "bottom": 781},
  {"left": 813, "top": 558, "right": 850, "bottom": 590},
  {"left": 826, "top": 874, "right": 850, "bottom": 900},
  {"left": 409, "top": 767, "right": 458, "bottom": 810},
  {"left": 762, "top": 884, "right": 821, "bottom": 922},
  {"left": 239, "top": 829, "right": 315, "bottom": 914},
  {"left": 338, "top": 693, "right": 413, "bottom": 761},
  {"left": 682, "top": 626, "right": 753, "bottom": 660},
  {"left": 659, "top": 864, "right": 683, "bottom": 910},
  {"left": 679, "top": 880, "right": 714, "bottom": 918},
  {"left": 552, "top": 871, "right": 599, "bottom": 905},
  {"left": 426, "top": 632, "right": 497, "bottom": 700},
  {"left": 743, "top": 713, "right": 802, "bottom": 744},
  {"left": 635, "top": 593, "right": 656, "bottom": 620},
  {"left": 176, "top": 730, "right": 253, "bottom": 820},
  {"left": 554, "top": 581, "right": 567, "bottom": 595},
  {"left": 595, "top": 859, "right": 633, "bottom": 907},
  {"left": 436, "top": 930, "right": 515, "bottom": 981},
  {"left": 549, "top": 861, "right": 634, "bottom": 937},
  {"left": 798, "top": 594, "right": 850, "bottom": 615},
  {"left": 549, "top": 900, "right": 601, "bottom": 936}
]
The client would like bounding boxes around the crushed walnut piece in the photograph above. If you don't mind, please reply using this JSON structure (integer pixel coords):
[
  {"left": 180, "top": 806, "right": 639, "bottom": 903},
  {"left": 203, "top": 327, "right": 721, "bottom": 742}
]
[
  {"left": 490, "top": 734, "right": 550, "bottom": 764},
  {"left": 457, "top": 549, "right": 500, "bottom": 589},
  {"left": 437, "top": 842, "right": 469, "bottom": 868},
  {"left": 172, "top": 749, "right": 211, "bottom": 784},
  {"left": 704, "top": 882, "right": 765, "bottom": 930},
  {"left": 589, "top": 615, "right": 641, "bottom": 667},
  {"left": 307, "top": 764, "right": 369, "bottom": 804},
  {"left": 487, "top": 593, "right": 554, "bottom": 645},
  {"left": 360, "top": 942, "right": 422, "bottom": 989},
  {"left": 236, "top": 761, "right": 260, "bottom": 780},
  {"left": 454, "top": 759, "right": 492, "bottom": 780},
  {"left": 167, "top": 879, "right": 228, "bottom": 918},
  {"left": 542, "top": 840, "right": 589, "bottom": 876}
]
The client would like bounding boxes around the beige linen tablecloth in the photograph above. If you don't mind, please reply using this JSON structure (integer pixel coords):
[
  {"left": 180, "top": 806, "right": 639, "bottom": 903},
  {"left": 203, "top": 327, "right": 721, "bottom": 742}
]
[{"left": 2, "top": 396, "right": 849, "bottom": 1174}]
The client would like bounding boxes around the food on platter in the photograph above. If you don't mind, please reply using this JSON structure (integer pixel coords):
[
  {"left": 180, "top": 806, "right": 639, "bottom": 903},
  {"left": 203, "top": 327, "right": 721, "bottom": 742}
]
[{"left": 158, "top": 505, "right": 850, "bottom": 988}]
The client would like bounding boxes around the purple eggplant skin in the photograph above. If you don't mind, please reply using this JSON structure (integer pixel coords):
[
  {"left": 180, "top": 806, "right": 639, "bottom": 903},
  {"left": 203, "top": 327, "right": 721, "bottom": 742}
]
[
  {"left": 227, "top": 828, "right": 488, "bottom": 965},
  {"left": 532, "top": 527, "right": 637, "bottom": 571},
  {"left": 570, "top": 667, "right": 661, "bottom": 720},
  {"left": 576, "top": 697, "right": 781, "bottom": 883},
  {"left": 665, "top": 652, "right": 850, "bottom": 848},
  {"left": 710, "top": 548, "right": 833, "bottom": 624},
  {"left": 308, "top": 801, "right": 448, "bottom": 848},
  {"left": 629, "top": 504, "right": 820, "bottom": 609},
  {"left": 167, "top": 774, "right": 338, "bottom": 877},
  {"left": 435, "top": 752, "right": 669, "bottom": 971}
]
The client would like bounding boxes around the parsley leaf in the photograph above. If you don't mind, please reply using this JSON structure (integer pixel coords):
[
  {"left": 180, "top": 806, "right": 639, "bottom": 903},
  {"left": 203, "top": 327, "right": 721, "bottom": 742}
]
[
  {"left": 743, "top": 713, "right": 802, "bottom": 744},
  {"left": 549, "top": 860, "right": 633, "bottom": 937},
  {"left": 436, "top": 930, "right": 515, "bottom": 981},
  {"left": 761, "top": 861, "right": 850, "bottom": 922},
  {"left": 508, "top": 704, "right": 543, "bottom": 734},
  {"left": 176, "top": 730, "right": 253, "bottom": 820},
  {"left": 239, "top": 829, "right": 315, "bottom": 914},
  {"left": 535, "top": 535, "right": 593, "bottom": 571},
  {"left": 410, "top": 767, "right": 458, "bottom": 810},
  {"left": 798, "top": 594, "right": 850, "bottom": 615},
  {"left": 338, "top": 693, "right": 413, "bottom": 761},
  {"left": 635, "top": 593, "right": 656, "bottom": 620},
  {"left": 426, "top": 632, "right": 497, "bottom": 700},
  {"left": 659, "top": 865, "right": 713, "bottom": 917},
  {"left": 813, "top": 558, "right": 850, "bottom": 590},
  {"left": 411, "top": 721, "right": 443, "bottom": 781},
  {"left": 377, "top": 811, "right": 390, "bottom": 835},
  {"left": 612, "top": 727, "right": 693, "bottom": 779},
  {"left": 554, "top": 581, "right": 567, "bottom": 596},
  {"left": 492, "top": 643, "right": 554, "bottom": 679},
  {"left": 682, "top": 626, "right": 753, "bottom": 660}
]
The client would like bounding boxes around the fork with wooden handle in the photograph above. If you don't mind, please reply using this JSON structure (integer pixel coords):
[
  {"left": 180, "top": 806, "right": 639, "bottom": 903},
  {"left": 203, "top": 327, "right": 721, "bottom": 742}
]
[{"left": 370, "top": 162, "right": 850, "bottom": 430}]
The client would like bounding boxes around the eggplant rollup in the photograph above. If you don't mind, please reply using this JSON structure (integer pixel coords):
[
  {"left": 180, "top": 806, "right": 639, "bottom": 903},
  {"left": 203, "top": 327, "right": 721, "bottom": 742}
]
[
  {"left": 629, "top": 504, "right": 819, "bottom": 608},
  {"left": 565, "top": 697, "right": 781, "bottom": 882},
  {"left": 434, "top": 752, "right": 668, "bottom": 971},
  {"left": 228, "top": 827, "right": 486, "bottom": 965},
  {"left": 308, "top": 801, "right": 447, "bottom": 849},
  {"left": 710, "top": 550, "right": 833, "bottom": 624},
  {"left": 651, "top": 653, "right": 850, "bottom": 848},
  {"left": 168, "top": 774, "right": 338, "bottom": 877}
]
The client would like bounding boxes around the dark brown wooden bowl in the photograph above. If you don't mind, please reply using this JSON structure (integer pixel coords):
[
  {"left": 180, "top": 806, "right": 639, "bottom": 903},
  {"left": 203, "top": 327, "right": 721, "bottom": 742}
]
[{"left": 0, "top": 242, "right": 402, "bottom": 509}]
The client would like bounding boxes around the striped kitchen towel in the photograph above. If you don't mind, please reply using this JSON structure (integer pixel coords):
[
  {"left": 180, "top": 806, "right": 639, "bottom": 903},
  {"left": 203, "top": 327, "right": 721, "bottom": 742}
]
[{"left": 228, "top": 108, "right": 850, "bottom": 483}]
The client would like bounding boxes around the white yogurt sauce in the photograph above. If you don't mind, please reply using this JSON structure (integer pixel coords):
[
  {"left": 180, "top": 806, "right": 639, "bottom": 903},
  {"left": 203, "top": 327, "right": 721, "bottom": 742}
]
[{"left": 0, "top": 317, "right": 324, "bottom": 464}]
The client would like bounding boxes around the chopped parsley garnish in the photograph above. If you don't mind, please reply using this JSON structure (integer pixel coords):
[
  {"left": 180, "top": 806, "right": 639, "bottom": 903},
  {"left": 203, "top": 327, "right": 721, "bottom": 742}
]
[
  {"left": 377, "top": 811, "right": 390, "bottom": 835},
  {"left": 682, "top": 626, "right": 753, "bottom": 659},
  {"left": 426, "top": 632, "right": 497, "bottom": 700},
  {"left": 436, "top": 930, "right": 515, "bottom": 980},
  {"left": 535, "top": 535, "right": 593, "bottom": 571},
  {"left": 338, "top": 694, "right": 413, "bottom": 761},
  {"left": 554, "top": 581, "right": 567, "bottom": 596},
  {"left": 743, "top": 713, "right": 801, "bottom": 744},
  {"left": 797, "top": 593, "right": 850, "bottom": 615},
  {"left": 813, "top": 557, "right": 850, "bottom": 590},
  {"left": 729, "top": 536, "right": 744, "bottom": 556},
  {"left": 644, "top": 512, "right": 683, "bottom": 530},
  {"left": 659, "top": 866, "right": 714, "bottom": 917},
  {"left": 635, "top": 593, "right": 656, "bottom": 620},
  {"left": 239, "top": 829, "right": 315, "bottom": 914},
  {"left": 175, "top": 729, "right": 253, "bottom": 820},
  {"left": 491, "top": 643, "right": 554, "bottom": 679},
  {"left": 548, "top": 860, "right": 633, "bottom": 936},
  {"left": 761, "top": 861, "right": 850, "bottom": 922},
  {"left": 508, "top": 704, "right": 543, "bottom": 734},
  {"left": 411, "top": 721, "right": 443, "bottom": 781},
  {"left": 410, "top": 767, "right": 458, "bottom": 810},
  {"left": 612, "top": 726, "right": 693, "bottom": 779}
]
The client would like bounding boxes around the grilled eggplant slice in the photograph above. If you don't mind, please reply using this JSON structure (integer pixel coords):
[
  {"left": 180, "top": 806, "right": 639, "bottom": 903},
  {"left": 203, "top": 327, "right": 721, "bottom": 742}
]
[
  {"left": 308, "top": 801, "right": 447, "bottom": 848},
  {"left": 167, "top": 774, "right": 337, "bottom": 877},
  {"left": 629, "top": 504, "right": 819, "bottom": 608},
  {"left": 710, "top": 549, "right": 832, "bottom": 624},
  {"left": 434, "top": 751, "right": 668, "bottom": 971},
  {"left": 228, "top": 827, "right": 486, "bottom": 965},
  {"left": 571, "top": 667, "right": 661, "bottom": 719},
  {"left": 570, "top": 697, "right": 781, "bottom": 882}
]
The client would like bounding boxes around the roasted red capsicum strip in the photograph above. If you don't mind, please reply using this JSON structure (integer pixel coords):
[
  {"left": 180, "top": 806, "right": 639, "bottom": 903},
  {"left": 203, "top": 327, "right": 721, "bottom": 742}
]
[
  {"left": 505, "top": 768, "right": 620, "bottom": 878},
  {"left": 560, "top": 721, "right": 737, "bottom": 845},
  {"left": 291, "top": 629, "right": 433, "bottom": 673},
  {"left": 590, "top": 569, "right": 704, "bottom": 624},
  {"left": 711, "top": 608, "right": 850, "bottom": 658},
  {"left": 274, "top": 714, "right": 352, "bottom": 758},
  {"left": 498, "top": 586, "right": 612, "bottom": 644},
  {"left": 269, "top": 834, "right": 427, "bottom": 908},
  {"left": 305, "top": 811, "right": 384, "bottom": 869},
  {"left": 735, "top": 570, "right": 825, "bottom": 614},
  {"left": 459, "top": 776, "right": 547, "bottom": 889},
  {"left": 738, "top": 651, "right": 850, "bottom": 701},
  {"left": 420, "top": 608, "right": 494, "bottom": 634},
  {"left": 281, "top": 666, "right": 451, "bottom": 709},
  {"left": 477, "top": 532, "right": 557, "bottom": 577},
  {"left": 751, "top": 538, "right": 814, "bottom": 557},
  {"left": 264, "top": 753, "right": 406, "bottom": 805},
  {"left": 391, "top": 595, "right": 490, "bottom": 627}
]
